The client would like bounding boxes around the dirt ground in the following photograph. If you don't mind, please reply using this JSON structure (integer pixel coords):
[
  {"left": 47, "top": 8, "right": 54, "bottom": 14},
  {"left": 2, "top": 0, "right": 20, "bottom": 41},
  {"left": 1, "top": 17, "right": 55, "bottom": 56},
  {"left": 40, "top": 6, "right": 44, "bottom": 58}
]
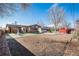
[{"left": 6, "top": 33, "right": 79, "bottom": 56}]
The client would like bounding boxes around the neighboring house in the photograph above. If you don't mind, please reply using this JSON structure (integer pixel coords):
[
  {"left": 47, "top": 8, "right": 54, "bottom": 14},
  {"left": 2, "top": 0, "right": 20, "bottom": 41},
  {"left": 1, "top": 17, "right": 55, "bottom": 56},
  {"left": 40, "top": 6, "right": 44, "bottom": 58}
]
[
  {"left": 6, "top": 24, "right": 28, "bottom": 33},
  {"left": 28, "top": 24, "right": 42, "bottom": 33},
  {"left": 5, "top": 24, "right": 42, "bottom": 33},
  {"left": 42, "top": 27, "right": 50, "bottom": 32}
]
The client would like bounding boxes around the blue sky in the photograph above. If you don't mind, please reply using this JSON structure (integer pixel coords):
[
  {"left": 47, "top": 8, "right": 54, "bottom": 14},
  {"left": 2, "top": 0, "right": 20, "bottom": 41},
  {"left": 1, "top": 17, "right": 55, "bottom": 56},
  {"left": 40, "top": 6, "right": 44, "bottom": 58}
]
[{"left": 0, "top": 3, "right": 79, "bottom": 28}]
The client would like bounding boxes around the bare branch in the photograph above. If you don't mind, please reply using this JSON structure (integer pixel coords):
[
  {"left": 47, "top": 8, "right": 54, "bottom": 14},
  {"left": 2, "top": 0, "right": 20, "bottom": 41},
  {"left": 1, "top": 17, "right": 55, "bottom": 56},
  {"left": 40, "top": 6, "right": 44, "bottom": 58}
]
[
  {"left": 0, "top": 3, "right": 30, "bottom": 17},
  {"left": 48, "top": 4, "right": 66, "bottom": 30}
]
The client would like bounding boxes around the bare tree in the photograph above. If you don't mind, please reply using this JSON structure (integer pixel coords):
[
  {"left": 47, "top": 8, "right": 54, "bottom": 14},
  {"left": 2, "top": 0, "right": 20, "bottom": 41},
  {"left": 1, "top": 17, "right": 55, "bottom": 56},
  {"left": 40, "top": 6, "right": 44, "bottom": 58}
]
[
  {"left": 37, "top": 21, "right": 45, "bottom": 28},
  {"left": 73, "top": 19, "right": 79, "bottom": 40},
  {"left": 20, "top": 3, "right": 30, "bottom": 10},
  {"left": 48, "top": 4, "right": 65, "bottom": 31},
  {"left": 0, "top": 3, "right": 30, "bottom": 17},
  {"left": 63, "top": 19, "right": 71, "bottom": 28}
]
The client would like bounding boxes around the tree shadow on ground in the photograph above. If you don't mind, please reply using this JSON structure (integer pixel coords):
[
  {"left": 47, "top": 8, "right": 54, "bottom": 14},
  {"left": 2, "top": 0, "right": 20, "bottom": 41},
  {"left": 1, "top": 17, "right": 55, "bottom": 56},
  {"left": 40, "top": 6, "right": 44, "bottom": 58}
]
[{"left": 6, "top": 34, "right": 35, "bottom": 56}]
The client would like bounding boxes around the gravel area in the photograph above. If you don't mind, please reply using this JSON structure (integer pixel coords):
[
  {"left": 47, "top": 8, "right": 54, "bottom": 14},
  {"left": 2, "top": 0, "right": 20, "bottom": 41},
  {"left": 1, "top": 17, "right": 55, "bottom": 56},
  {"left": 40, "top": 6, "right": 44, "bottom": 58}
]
[{"left": 0, "top": 35, "right": 11, "bottom": 56}]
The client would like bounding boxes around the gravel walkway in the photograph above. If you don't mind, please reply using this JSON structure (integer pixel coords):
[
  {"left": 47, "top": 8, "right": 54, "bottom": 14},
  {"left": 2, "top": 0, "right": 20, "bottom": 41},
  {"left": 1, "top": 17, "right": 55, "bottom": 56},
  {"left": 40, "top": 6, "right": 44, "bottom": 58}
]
[
  {"left": 0, "top": 35, "right": 11, "bottom": 56},
  {"left": 6, "top": 34, "right": 35, "bottom": 56}
]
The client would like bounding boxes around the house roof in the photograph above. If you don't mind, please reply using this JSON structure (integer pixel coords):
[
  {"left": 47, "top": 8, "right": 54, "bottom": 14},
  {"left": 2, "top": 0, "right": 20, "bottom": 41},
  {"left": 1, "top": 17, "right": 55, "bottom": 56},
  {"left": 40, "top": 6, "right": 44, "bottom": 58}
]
[
  {"left": 6, "top": 24, "right": 28, "bottom": 28},
  {"left": 31, "top": 24, "right": 41, "bottom": 27},
  {"left": 6, "top": 24, "right": 41, "bottom": 28}
]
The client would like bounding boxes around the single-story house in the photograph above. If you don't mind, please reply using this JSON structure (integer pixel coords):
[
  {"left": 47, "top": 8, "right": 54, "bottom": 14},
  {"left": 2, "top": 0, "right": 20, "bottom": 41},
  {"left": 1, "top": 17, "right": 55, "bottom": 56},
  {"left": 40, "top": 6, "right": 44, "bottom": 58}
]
[
  {"left": 29, "top": 24, "right": 41, "bottom": 33},
  {"left": 5, "top": 24, "right": 42, "bottom": 33},
  {"left": 42, "top": 27, "right": 50, "bottom": 32},
  {"left": 6, "top": 24, "right": 27, "bottom": 33}
]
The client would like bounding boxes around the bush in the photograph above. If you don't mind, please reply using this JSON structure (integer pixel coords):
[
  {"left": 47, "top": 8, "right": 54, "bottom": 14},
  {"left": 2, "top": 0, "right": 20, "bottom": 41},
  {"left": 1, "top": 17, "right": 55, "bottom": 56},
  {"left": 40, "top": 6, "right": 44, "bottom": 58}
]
[
  {"left": 72, "top": 30, "right": 79, "bottom": 40},
  {"left": 48, "top": 28, "right": 53, "bottom": 33}
]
